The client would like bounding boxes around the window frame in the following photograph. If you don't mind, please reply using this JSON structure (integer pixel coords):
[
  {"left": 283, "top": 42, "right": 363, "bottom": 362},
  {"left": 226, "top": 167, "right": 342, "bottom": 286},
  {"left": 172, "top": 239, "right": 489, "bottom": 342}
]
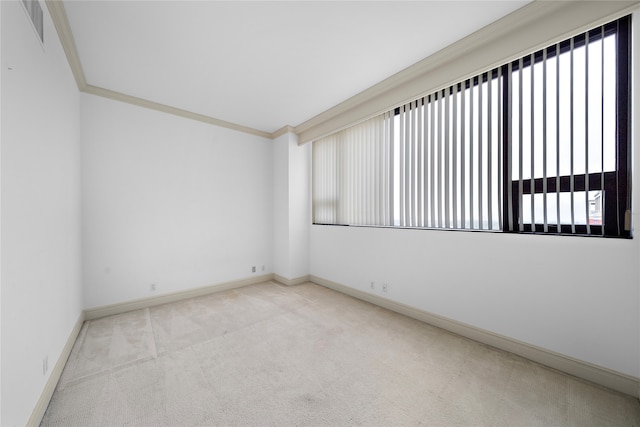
[
  {"left": 503, "top": 16, "right": 631, "bottom": 238},
  {"left": 312, "top": 15, "right": 632, "bottom": 239}
]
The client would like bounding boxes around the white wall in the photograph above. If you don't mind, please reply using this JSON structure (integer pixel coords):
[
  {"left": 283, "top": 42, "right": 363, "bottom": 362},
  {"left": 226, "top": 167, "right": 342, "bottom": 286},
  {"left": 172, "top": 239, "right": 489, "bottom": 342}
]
[
  {"left": 272, "top": 132, "right": 310, "bottom": 281},
  {"left": 310, "top": 225, "right": 639, "bottom": 377},
  {"left": 81, "top": 94, "right": 273, "bottom": 308},
  {"left": 288, "top": 133, "right": 311, "bottom": 279},
  {"left": 310, "top": 9, "right": 640, "bottom": 381},
  {"left": 1, "top": 1, "right": 83, "bottom": 425},
  {"left": 272, "top": 134, "right": 289, "bottom": 276},
  {"left": 0, "top": 3, "right": 636, "bottom": 424}
]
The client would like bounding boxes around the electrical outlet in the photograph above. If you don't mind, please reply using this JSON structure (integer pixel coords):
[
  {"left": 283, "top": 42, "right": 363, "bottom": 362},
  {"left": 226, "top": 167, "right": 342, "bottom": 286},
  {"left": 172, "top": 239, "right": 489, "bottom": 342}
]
[
  {"left": 383, "top": 283, "right": 388, "bottom": 293},
  {"left": 150, "top": 283, "right": 156, "bottom": 292},
  {"left": 43, "top": 356, "right": 48, "bottom": 376},
  {"left": 370, "top": 281, "right": 375, "bottom": 290},
  {"left": 261, "top": 265, "right": 265, "bottom": 272},
  {"left": 251, "top": 266, "right": 256, "bottom": 273}
]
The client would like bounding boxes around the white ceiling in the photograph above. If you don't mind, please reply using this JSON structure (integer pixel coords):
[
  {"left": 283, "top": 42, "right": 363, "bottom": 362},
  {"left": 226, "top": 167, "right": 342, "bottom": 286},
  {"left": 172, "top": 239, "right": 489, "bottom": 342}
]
[{"left": 63, "top": 0, "right": 531, "bottom": 134}]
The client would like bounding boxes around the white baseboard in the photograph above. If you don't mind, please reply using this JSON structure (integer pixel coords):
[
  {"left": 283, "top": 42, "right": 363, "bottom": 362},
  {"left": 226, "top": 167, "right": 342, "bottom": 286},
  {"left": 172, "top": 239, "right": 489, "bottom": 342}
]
[
  {"left": 27, "top": 273, "right": 639, "bottom": 427},
  {"left": 310, "top": 275, "right": 640, "bottom": 398},
  {"left": 273, "top": 274, "right": 311, "bottom": 286},
  {"left": 27, "top": 313, "right": 85, "bottom": 427},
  {"left": 84, "top": 274, "right": 274, "bottom": 320}
]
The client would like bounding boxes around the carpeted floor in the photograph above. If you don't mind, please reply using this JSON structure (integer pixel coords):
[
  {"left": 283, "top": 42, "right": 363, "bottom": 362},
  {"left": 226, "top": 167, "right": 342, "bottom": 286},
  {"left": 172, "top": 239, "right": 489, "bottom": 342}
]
[{"left": 41, "top": 281, "right": 640, "bottom": 426}]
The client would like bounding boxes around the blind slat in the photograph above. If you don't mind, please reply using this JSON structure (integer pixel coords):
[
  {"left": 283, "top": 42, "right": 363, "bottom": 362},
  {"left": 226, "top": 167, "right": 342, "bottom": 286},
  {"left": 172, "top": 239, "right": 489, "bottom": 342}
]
[
  {"left": 556, "top": 42, "right": 561, "bottom": 231},
  {"left": 470, "top": 82, "right": 475, "bottom": 229},
  {"left": 430, "top": 94, "right": 436, "bottom": 228},
  {"left": 542, "top": 49, "right": 548, "bottom": 232},
  {"left": 570, "top": 37, "right": 576, "bottom": 234},
  {"left": 530, "top": 53, "right": 535, "bottom": 230},
  {"left": 479, "top": 75, "right": 484, "bottom": 229},
  {"left": 452, "top": 86, "right": 459, "bottom": 229},
  {"left": 488, "top": 73, "right": 493, "bottom": 229},
  {"left": 418, "top": 99, "right": 424, "bottom": 227},
  {"left": 507, "top": 64, "right": 513, "bottom": 231},
  {"left": 461, "top": 82, "right": 467, "bottom": 229},
  {"left": 518, "top": 58, "right": 524, "bottom": 231},
  {"left": 445, "top": 88, "right": 451, "bottom": 228},
  {"left": 600, "top": 28, "right": 605, "bottom": 236},
  {"left": 585, "top": 32, "right": 591, "bottom": 235}
]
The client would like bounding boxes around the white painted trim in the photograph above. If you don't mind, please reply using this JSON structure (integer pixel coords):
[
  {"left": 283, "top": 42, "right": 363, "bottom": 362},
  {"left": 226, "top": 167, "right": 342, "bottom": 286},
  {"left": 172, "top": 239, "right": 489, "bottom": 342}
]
[
  {"left": 296, "top": 1, "right": 640, "bottom": 144},
  {"left": 83, "top": 85, "right": 272, "bottom": 139},
  {"left": 23, "top": 275, "right": 639, "bottom": 426},
  {"left": 83, "top": 274, "right": 274, "bottom": 320},
  {"left": 45, "top": 0, "right": 86, "bottom": 89},
  {"left": 273, "top": 274, "right": 311, "bottom": 286},
  {"left": 310, "top": 275, "right": 640, "bottom": 398},
  {"left": 45, "top": 1, "right": 275, "bottom": 140},
  {"left": 27, "top": 276, "right": 274, "bottom": 424},
  {"left": 271, "top": 125, "right": 296, "bottom": 139},
  {"left": 26, "top": 313, "right": 85, "bottom": 427},
  {"left": 50, "top": 0, "right": 640, "bottom": 144}
]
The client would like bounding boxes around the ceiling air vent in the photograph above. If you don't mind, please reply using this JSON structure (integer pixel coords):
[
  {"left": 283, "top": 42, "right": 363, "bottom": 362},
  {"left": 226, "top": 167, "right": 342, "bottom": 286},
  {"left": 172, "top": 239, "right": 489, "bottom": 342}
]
[{"left": 21, "top": 0, "right": 44, "bottom": 44}]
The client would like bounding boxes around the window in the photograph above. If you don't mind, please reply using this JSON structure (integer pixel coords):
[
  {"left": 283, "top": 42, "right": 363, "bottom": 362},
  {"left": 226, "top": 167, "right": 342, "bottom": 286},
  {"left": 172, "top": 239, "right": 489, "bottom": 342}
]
[
  {"left": 508, "top": 18, "right": 630, "bottom": 236},
  {"left": 312, "top": 15, "right": 631, "bottom": 238}
]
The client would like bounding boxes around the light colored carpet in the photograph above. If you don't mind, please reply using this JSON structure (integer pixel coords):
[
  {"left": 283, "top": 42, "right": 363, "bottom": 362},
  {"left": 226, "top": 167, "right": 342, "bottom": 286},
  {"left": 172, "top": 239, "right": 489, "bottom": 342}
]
[{"left": 41, "top": 281, "right": 640, "bottom": 426}]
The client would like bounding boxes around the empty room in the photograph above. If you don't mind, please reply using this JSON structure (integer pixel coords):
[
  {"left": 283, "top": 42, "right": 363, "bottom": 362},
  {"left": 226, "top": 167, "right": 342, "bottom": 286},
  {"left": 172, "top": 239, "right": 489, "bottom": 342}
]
[{"left": 2, "top": 0, "right": 640, "bottom": 425}]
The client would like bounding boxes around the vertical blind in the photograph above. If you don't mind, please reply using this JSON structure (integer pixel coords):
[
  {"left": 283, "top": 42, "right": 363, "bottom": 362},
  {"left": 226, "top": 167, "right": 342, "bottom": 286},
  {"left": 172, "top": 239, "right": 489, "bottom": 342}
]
[
  {"left": 313, "top": 15, "right": 631, "bottom": 238},
  {"left": 313, "top": 115, "right": 392, "bottom": 226},
  {"left": 508, "top": 17, "right": 629, "bottom": 236}
]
